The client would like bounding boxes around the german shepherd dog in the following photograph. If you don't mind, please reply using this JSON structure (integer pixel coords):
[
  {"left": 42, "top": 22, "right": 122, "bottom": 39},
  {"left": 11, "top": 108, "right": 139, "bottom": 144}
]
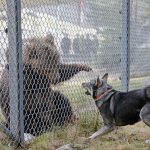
[{"left": 82, "top": 73, "right": 150, "bottom": 140}]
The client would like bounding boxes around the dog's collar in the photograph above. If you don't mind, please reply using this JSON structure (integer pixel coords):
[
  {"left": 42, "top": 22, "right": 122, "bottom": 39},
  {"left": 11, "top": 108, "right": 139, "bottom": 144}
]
[
  {"left": 94, "top": 89, "right": 113, "bottom": 101},
  {"left": 94, "top": 89, "right": 116, "bottom": 109}
]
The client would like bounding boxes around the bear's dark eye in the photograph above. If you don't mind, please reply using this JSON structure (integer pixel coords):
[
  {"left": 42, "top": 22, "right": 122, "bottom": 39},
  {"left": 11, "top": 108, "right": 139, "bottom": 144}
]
[{"left": 29, "top": 50, "right": 38, "bottom": 59}]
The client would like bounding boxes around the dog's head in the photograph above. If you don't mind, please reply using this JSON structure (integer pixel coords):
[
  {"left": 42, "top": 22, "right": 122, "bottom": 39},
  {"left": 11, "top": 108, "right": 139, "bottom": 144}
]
[{"left": 82, "top": 73, "right": 112, "bottom": 99}]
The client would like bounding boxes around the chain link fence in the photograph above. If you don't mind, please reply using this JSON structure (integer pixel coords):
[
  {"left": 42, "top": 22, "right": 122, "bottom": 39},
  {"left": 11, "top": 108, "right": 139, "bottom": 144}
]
[{"left": 0, "top": 0, "right": 150, "bottom": 147}]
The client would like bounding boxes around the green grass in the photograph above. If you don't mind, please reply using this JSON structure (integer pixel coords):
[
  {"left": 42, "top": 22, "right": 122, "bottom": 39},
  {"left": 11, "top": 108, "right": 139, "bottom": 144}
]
[
  {"left": 0, "top": 76, "right": 150, "bottom": 150},
  {"left": 129, "top": 76, "right": 150, "bottom": 90},
  {"left": 1, "top": 120, "right": 150, "bottom": 150}
]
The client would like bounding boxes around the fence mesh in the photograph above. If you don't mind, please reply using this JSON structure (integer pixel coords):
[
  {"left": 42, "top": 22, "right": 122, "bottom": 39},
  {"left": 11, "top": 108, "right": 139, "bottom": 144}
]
[
  {"left": 130, "top": 0, "right": 150, "bottom": 89},
  {"left": 0, "top": 0, "right": 150, "bottom": 148}
]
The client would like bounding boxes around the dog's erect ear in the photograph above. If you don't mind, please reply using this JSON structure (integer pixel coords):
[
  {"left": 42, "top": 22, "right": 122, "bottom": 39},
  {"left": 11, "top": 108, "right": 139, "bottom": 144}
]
[
  {"left": 102, "top": 73, "right": 108, "bottom": 82},
  {"left": 96, "top": 76, "right": 101, "bottom": 87}
]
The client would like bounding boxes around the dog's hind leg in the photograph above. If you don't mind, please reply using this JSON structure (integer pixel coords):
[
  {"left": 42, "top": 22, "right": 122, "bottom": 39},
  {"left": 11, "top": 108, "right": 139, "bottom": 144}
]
[
  {"left": 140, "top": 103, "right": 150, "bottom": 127},
  {"left": 140, "top": 103, "right": 150, "bottom": 144},
  {"left": 89, "top": 125, "right": 115, "bottom": 139}
]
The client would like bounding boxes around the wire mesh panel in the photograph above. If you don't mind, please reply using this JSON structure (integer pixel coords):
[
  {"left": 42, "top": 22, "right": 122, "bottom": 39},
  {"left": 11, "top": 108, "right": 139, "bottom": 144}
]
[
  {"left": 0, "top": 0, "right": 122, "bottom": 147},
  {"left": 0, "top": 3, "right": 10, "bottom": 145},
  {"left": 22, "top": 0, "right": 121, "bottom": 133},
  {"left": 130, "top": 0, "right": 150, "bottom": 90},
  {"left": 0, "top": 0, "right": 149, "bottom": 148}
]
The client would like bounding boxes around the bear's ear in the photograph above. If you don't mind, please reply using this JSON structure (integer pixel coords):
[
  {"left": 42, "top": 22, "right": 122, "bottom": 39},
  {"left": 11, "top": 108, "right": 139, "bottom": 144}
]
[
  {"left": 96, "top": 76, "right": 101, "bottom": 87},
  {"left": 102, "top": 73, "right": 108, "bottom": 82}
]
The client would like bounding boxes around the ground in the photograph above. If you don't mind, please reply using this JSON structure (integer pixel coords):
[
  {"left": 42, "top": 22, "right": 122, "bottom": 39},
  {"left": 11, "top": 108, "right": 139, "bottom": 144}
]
[
  {"left": 0, "top": 76, "right": 150, "bottom": 150},
  {"left": 1, "top": 120, "right": 149, "bottom": 150}
]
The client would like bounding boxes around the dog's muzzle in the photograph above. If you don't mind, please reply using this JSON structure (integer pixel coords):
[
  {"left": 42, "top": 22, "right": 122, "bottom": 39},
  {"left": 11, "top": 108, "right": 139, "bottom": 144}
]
[
  {"left": 85, "top": 90, "right": 91, "bottom": 95},
  {"left": 82, "top": 82, "right": 87, "bottom": 87},
  {"left": 82, "top": 83, "right": 92, "bottom": 95}
]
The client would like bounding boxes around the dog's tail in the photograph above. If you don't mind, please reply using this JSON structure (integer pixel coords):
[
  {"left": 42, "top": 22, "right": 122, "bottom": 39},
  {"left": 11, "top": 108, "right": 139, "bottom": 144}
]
[{"left": 145, "top": 85, "right": 150, "bottom": 99}]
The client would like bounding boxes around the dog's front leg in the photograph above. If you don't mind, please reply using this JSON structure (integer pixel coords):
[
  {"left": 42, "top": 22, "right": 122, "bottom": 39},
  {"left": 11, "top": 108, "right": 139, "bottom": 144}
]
[{"left": 89, "top": 125, "right": 115, "bottom": 139}]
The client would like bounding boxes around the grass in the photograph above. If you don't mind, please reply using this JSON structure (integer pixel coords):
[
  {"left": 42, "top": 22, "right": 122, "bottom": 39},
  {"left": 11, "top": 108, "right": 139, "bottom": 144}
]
[
  {"left": 1, "top": 120, "right": 150, "bottom": 150},
  {"left": 0, "top": 76, "right": 150, "bottom": 150}
]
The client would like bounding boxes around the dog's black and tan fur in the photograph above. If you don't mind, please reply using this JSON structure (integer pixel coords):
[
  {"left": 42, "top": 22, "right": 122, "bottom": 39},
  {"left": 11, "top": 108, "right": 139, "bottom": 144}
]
[{"left": 82, "top": 73, "right": 150, "bottom": 139}]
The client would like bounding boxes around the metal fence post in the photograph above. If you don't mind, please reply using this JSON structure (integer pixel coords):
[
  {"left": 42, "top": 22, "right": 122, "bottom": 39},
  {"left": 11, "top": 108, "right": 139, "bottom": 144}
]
[
  {"left": 6, "top": 0, "right": 24, "bottom": 144},
  {"left": 120, "top": 0, "right": 130, "bottom": 92}
]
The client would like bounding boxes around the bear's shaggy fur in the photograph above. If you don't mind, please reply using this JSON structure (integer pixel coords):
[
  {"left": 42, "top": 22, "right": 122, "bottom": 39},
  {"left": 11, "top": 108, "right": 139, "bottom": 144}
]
[{"left": 0, "top": 33, "right": 92, "bottom": 135}]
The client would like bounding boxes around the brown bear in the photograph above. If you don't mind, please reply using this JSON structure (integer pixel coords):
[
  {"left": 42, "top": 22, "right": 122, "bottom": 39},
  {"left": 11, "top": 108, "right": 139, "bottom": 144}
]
[{"left": 0, "top": 32, "right": 92, "bottom": 136}]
